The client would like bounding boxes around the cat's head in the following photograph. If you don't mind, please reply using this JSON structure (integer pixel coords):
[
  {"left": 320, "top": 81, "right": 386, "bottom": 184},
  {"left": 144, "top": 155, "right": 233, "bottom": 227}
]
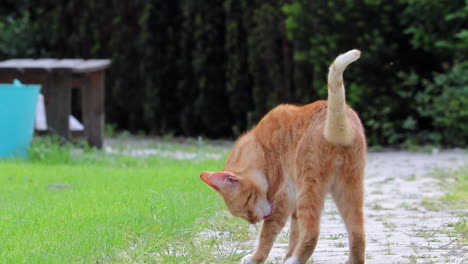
[{"left": 200, "top": 170, "right": 273, "bottom": 224}]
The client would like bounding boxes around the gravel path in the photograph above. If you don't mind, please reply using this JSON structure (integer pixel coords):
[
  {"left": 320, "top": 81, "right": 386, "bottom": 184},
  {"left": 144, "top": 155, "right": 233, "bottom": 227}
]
[{"left": 248, "top": 150, "right": 468, "bottom": 264}]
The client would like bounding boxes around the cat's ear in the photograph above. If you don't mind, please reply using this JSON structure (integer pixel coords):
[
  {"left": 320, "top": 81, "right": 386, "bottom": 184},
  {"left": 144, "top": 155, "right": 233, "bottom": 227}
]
[{"left": 200, "top": 171, "right": 238, "bottom": 192}]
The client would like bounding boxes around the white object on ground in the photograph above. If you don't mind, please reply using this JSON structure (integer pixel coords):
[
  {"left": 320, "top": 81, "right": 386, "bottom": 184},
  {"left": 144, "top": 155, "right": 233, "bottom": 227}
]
[
  {"left": 34, "top": 93, "right": 84, "bottom": 131},
  {"left": 69, "top": 115, "right": 84, "bottom": 131},
  {"left": 35, "top": 94, "right": 47, "bottom": 131}
]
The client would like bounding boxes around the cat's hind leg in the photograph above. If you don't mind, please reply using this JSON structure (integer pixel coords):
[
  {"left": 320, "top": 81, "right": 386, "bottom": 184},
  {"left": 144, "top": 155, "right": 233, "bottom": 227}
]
[
  {"left": 284, "top": 211, "right": 299, "bottom": 261},
  {"left": 284, "top": 172, "right": 328, "bottom": 264},
  {"left": 331, "top": 164, "right": 366, "bottom": 264}
]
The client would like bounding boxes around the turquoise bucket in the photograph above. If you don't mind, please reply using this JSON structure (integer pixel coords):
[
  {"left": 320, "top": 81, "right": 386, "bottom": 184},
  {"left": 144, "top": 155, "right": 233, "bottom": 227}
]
[{"left": 0, "top": 80, "right": 41, "bottom": 158}]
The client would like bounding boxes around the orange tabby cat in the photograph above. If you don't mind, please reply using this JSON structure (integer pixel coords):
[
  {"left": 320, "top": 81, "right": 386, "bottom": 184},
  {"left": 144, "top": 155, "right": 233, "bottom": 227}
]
[{"left": 200, "top": 50, "right": 366, "bottom": 264}]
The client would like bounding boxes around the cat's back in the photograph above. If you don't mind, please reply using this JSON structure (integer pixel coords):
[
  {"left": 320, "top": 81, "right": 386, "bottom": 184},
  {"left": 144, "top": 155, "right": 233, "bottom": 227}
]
[
  {"left": 253, "top": 101, "right": 328, "bottom": 147},
  {"left": 256, "top": 101, "right": 327, "bottom": 129},
  {"left": 253, "top": 100, "right": 364, "bottom": 149}
]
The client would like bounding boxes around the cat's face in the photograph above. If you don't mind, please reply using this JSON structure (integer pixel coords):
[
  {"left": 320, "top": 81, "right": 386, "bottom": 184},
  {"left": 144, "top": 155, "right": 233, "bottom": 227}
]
[{"left": 200, "top": 171, "right": 273, "bottom": 224}]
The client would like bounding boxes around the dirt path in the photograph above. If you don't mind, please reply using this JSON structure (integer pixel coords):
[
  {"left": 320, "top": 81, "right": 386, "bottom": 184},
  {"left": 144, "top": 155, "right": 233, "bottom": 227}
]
[{"left": 245, "top": 151, "right": 468, "bottom": 264}]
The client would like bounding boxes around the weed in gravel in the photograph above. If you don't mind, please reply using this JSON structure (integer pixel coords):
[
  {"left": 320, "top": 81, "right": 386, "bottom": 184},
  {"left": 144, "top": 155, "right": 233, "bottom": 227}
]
[
  {"left": 452, "top": 218, "right": 467, "bottom": 233},
  {"left": 334, "top": 241, "right": 346, "bottom": 248},
  {"left": 328, "top": 234, "right": 345, "bottom": 240},
  {"left": 444, "top": 219, "right": 468, "bottom": 244},
  {"left": 422, "top": 166, "right": 467, "bottom": 213},
  {"left": 402, "top": 254, "right": 437, "bottom": 263},
  {"left": 370, "top": 202, "right": 384, "bottom": 210},
  {"left": 383, "top": 239, "right": 396, "bottom": 255},
  {"left": 404, "top": 174, "right": 417, "bottom": 181},
  {"left": 421, "top": 199, "right": 443, "bottom": 211},
  {"left": 383, "top": 221, "right": 397, "bottom": 231},
  {"left": 382, "top": 176, "right": 396, "bottom": 183},
  {"left": 400, "top": 202, "right": 421, "bottom": 211},
  {"left": 411, "top": 227, "right": 437, "bottom": 239},
  {"left": 409, "top": 241, "right": 420, "bottom": 253}
]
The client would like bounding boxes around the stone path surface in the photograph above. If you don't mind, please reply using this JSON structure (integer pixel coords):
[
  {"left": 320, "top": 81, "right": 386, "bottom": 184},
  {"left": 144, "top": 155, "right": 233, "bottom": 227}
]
[{"left": 245, "top": 151, "right": 468, "bottom": 264}]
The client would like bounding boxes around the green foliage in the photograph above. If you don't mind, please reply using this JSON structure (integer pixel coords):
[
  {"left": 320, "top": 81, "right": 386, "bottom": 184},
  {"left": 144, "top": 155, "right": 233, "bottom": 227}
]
[
  {"left": 402, "top": 0, "right": 468, "bottom": 145},
  {"left": 0, "top": 10, "right": 48, "bottom": 59},
  {"left": 402, "top": 0, "right": 467, "bottom": 59},
  {"left": 416, "top": 62, "right": 468, "bottom": 145},
  {"left": 0, "top": 0, "right": 467, "bottom": 146}
]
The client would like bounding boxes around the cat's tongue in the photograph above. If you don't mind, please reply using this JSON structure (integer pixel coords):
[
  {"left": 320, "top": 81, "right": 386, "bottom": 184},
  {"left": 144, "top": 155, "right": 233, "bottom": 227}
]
[{"left": 262, "top": 203, "right": 274, "bottom": 220}]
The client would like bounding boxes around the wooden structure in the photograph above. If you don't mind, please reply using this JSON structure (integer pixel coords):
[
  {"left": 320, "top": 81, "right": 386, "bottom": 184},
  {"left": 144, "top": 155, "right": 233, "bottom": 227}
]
[{"left": 0, "top": 59, "right": 111, "bottom": 148}]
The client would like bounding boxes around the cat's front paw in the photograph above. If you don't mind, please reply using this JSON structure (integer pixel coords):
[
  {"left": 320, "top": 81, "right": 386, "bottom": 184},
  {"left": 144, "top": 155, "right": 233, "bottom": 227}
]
[
  {"left": 241, "top": 255, "right": 256, "bottom": 264},
  {"left": 284, "top": 256, "right": 299, "bottom": 264}
]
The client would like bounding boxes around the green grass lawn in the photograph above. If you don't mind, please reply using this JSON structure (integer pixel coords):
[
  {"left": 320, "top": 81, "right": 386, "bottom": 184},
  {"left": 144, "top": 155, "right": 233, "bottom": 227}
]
[{"left": 0, "top": 138, "right": 227, "bottom": 263}]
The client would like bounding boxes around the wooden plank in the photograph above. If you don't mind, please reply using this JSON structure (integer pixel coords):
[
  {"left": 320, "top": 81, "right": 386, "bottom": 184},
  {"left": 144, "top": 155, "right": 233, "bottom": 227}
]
[
  {"left": 72, "top": 59, "right": 111, "bottom": 73},
  {"left": 0, "top": 59, "right": 111, "bottom": 73},
  {"left": 50, "top": 59, "right": 85, "bottom": 69},
  {"left": 82, "top": 71, "right": 105, "bottom": 148},
  {"left": 0, "top": 59, "right": 38, "bottom": 71},
  {"left": 0, "top": 59, "right": 60, "bottom": 71},
  {"left": 0, "top": 59, "right": 37, "bottom": 66},
  {"left": 43, "top": 71, "right": 71, "bottom": 140}
]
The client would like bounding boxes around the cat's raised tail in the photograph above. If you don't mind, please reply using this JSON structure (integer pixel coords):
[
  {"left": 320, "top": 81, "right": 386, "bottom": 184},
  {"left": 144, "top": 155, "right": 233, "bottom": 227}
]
[{"left": 324, "top": 49, "right": 361, "bottom": 145}]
